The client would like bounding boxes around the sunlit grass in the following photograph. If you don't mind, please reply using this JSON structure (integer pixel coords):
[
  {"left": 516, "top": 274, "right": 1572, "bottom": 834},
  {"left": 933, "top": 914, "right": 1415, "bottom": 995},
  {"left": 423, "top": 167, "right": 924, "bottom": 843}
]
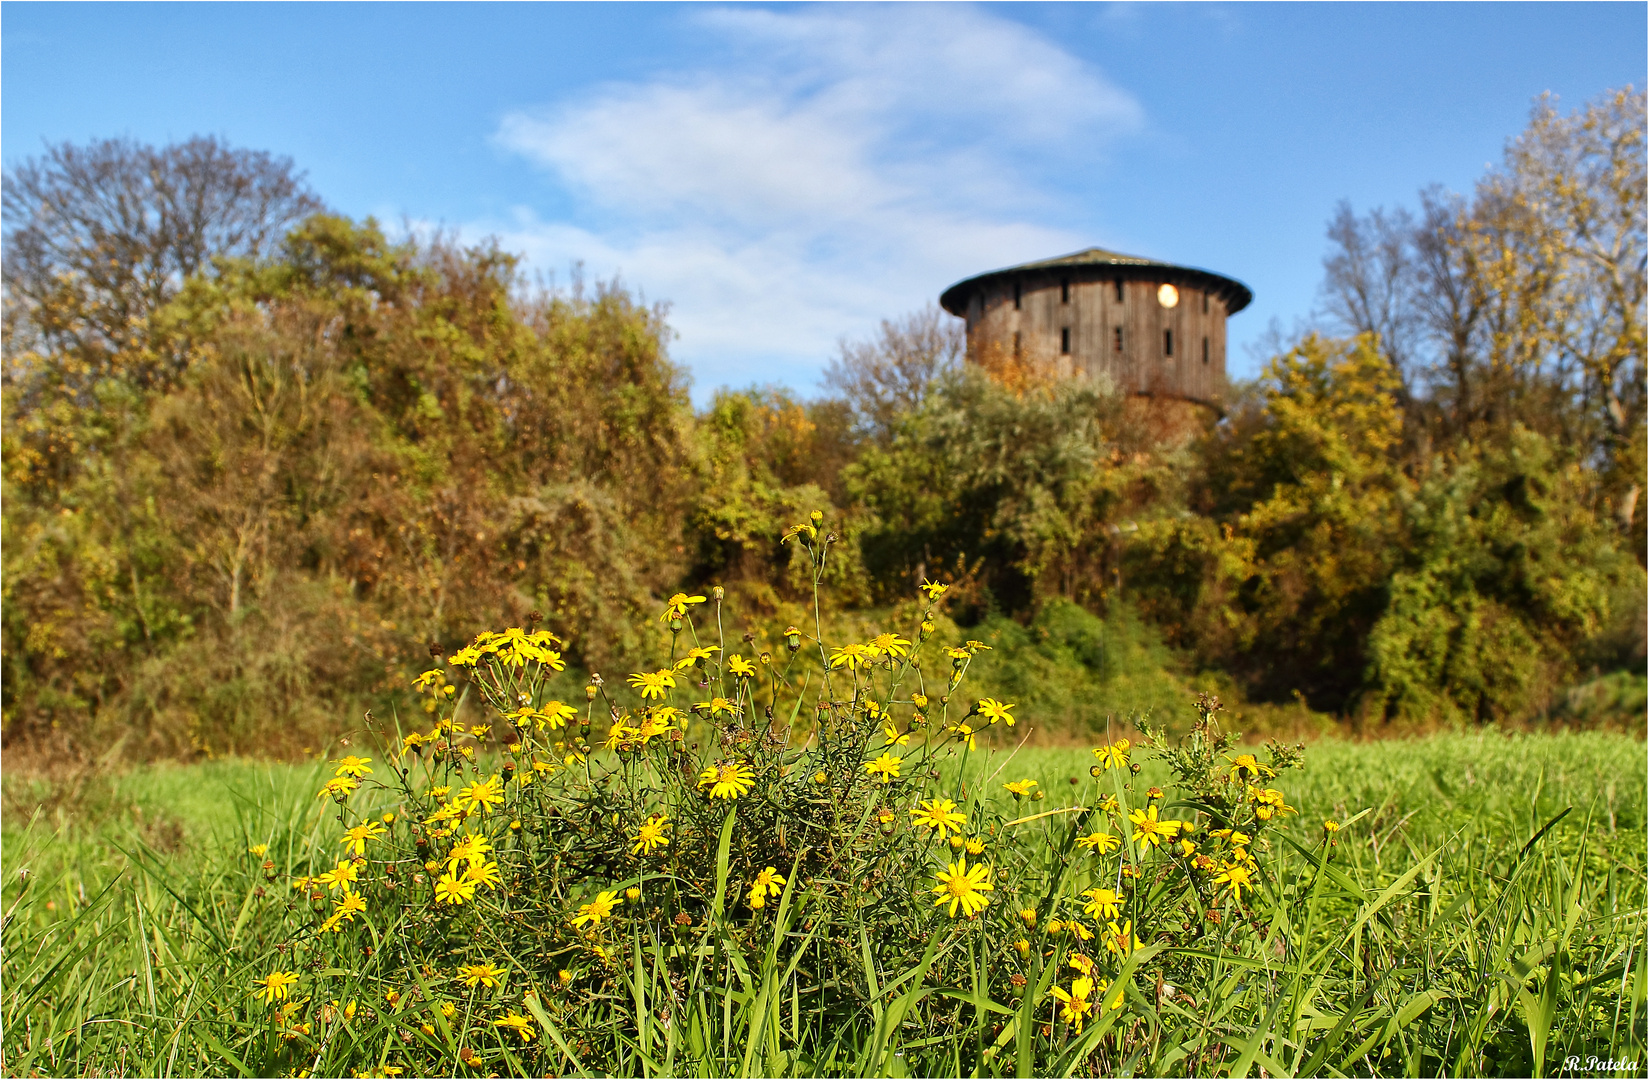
[{"left": 3, "top": 730, "right": 1642, "bottom": 1077}]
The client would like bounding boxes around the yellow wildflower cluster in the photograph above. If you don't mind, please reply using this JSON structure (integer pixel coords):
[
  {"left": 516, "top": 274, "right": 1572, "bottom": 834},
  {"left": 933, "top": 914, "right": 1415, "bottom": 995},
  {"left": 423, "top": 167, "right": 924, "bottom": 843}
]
[{"left": 247, "top": 515, "right": 1320, "bottom": 1074}]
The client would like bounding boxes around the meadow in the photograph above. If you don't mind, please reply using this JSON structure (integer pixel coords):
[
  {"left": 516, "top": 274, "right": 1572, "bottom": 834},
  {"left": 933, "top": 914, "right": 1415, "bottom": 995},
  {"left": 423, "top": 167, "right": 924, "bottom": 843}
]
[{"left": 3, "top": 721, "right": 1643, "bottom": 1077}]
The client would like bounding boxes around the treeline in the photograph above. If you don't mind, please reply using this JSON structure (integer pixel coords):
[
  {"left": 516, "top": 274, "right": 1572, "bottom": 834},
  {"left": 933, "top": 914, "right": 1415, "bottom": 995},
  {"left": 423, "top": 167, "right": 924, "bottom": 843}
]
[{"left": 3, "top": 91, "right": 1643, "bottom": 759}]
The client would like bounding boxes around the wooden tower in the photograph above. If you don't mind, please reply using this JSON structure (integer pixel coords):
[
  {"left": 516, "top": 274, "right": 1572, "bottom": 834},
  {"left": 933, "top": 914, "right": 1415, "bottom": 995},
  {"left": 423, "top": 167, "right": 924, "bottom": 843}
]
[{"left": 939, "top": 248, "right": 1252, "bottom": 430}]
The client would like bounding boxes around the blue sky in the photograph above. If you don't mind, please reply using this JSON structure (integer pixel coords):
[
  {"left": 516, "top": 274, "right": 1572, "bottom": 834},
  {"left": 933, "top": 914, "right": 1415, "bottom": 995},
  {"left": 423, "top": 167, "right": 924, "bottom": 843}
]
[{"left": 5, "top": 2, "right": 1643, "bottom": 398}]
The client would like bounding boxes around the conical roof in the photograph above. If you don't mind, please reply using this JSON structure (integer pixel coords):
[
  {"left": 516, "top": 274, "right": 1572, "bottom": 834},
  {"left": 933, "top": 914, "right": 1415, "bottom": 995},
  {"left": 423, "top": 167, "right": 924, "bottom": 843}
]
[{"left": 939, "top": 247, "right": 1252, "bottom": 315}]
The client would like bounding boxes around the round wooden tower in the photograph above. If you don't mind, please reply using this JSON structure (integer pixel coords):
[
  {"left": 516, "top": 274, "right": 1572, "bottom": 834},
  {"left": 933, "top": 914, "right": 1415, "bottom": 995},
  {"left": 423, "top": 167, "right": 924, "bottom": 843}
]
[{"left": 938, "top": 247, "right": 1252, "bottom": 422}]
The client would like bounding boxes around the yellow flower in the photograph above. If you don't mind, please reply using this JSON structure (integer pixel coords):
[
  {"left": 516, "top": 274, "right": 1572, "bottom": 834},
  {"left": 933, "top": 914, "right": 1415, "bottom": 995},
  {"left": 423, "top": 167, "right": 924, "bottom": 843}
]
[
  {"left": 339, "top": 821, "right": 387, "bottom": 858},
  {"left": 829, "top": 643, "right": 877, "bottom": 671},
  {"left": 632, "top": 814, "right": 671, "bottom": 856},
  {"left": 919, "top": 578, "right": 948, "bottom": 600},
  {"left": 1076, "top": 830, "right": 1119, "bottom": 854},
  {"left": 1214, "top": 861, "right": 1256, "bottom": 902},
  {"left": 725, "top": 654, "right": 757, "bottom": 677},
  {"left": 674, "top": 645, "right": 721, "bottom": 671},
  {"left": 1014, "top": 938, "right": 1030, "bottom": 956},
  {"left": 910, "top": 798, "right": 968, "bottom": 839},
  {"left": 604, "top": 720, "right": 641, "bottom": 751},
  {"left": 412, "top": 668, "right": 446, "bottom": 693},
  {"left": 537, "top": 701, "right": 580, "bottom": 730},
  {"left": 1092, "top": 740, "right": 1130, "bottom": 770},
  {"left": 697, "top": 761, "right": 756, "bottom": 799},
  {"left": 964, "top": 837, "right": 985, "bottom": 856},
  {"left": 1102, "top": 920, "right": 1141, "bottom": 958},
  {"left": 493, "top": 1011, "right": 537, "bottom": 1043},
  {"left": 458, "top": 775, "right": 506, "bottom": 814},
  {"left": 1250, "top": 787, "right": 1297, "bottom": 820},
  {"left": 446, "top": 833, "right": 494, "bottom": 872},
  {"left": 322, "top": 889, "right": 368, "bottom": 933},
  {"left": 911, "top": 693, "right": 929, "bottom": 709},
  {"left": 868, "top": 632, "right": 912, "bottom": 658},
  {"left": 1051, "top": 977, "right": 1095, "bottom": 1032},
  {"left": 317, "top": 777, "right": 359, "bottom": 800},
  {"left": 696, "top": 696, "right": 739, "bottom": 719},
  {"left": 746, "top": 867, "right": 787, "bottom": 909},
  {"left": 1226, "top": 753, "right": 1276, "bottom": 783},
  {"left": 883, "top": 724, "right": 910, "bottom": 747},
  {"left": 1081, "top": 887, "right": 1122, "bottom": 920},
  {"left": 315, "top": 860, "right": 361, "bottom": 893},
  {"left": 434, "top": 872, "right": 478, "bottom": 906},
  {"left": 571, "top": 890, "right": 622, "bottom": 930},
  {"left": 1019, "top": 908, "right": 1037, "bottom": 926},
  {"left": 248, "top": 843, "right": 269, "bottom": 857},
  {"left": 464, "top": 861, "right": 503, "bottom": 890},
  {"left": 864, "top": 752, "right": 902, "bottom": 784},
  {"left": 457, "top": 962, "right": 504, "bottom": 989},
  {"left": 947, "top": 721, "right": 978, "bottom": 750},
  {"left": 252, "top": 970, "right": 301, "bottom": 1004},
  {"left": 332, "top": 756, "right": 373, "bottom": 778},
  {"left": 1004, "top": 779, "right": 1037, "bottom": 798},
  {"left": 1128, "top": 805, "right": 1184, "bottom": 848},
  {"left": 1066, "top": 920, "right": 1095, "bottom": 941},
  {"left": 932, "top": 857, "right": 994, "bottom": 918},
  {"left": 627, "top": 669, "right": 677, "bottom": 700},
  {"left": 1323, "top": 819, "right": 1341, "bottom": 833},
  {"left": 975, "top": 698, "right": 1016, "bottom": 726},
  {"left": 659, "top": 593, "right": 707, "bottom": 621}
]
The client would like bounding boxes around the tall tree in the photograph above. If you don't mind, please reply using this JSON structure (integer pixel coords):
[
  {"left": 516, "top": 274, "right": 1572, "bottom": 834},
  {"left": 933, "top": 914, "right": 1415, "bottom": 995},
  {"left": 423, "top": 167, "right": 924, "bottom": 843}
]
[
  {"left": 3, "top": 135, "right": 325, "bottom": 387},
  {"left": 823, "top": 303, "right": 964, "bottom": 443}
]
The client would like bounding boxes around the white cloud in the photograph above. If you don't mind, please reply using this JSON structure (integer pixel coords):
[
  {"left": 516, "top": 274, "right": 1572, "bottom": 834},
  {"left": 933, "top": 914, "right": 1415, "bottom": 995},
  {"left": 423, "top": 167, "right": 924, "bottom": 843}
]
[{"left": 483, "top": 4, "right": 1144, "bottom": 397}]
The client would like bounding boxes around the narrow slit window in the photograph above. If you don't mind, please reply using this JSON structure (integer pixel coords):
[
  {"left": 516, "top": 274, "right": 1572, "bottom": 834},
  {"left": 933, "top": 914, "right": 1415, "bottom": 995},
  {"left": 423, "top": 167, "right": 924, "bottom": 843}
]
[
  {"left": 1164, "top": 329, "right": 1174, "bottom": 357},
  {"left": 1061, "top": 278, "right": 1071, "bottom": 304},
  {"left": 1202, "top": 292, "right": 1210, "bottom": 314},
  {"left": 1113, "top": 326, "right": 1123, "bottom": 353},
  {"left": 1013, "top": 331, "right": 1021, "bottom": 358},
  {"left": 1202, "top": 336, "right": 1210, "bottom": 364},
  {"left": 1114, "top": 278, "right": 1124, "bottom": 303},
  {"left": 1060, "top": 327, "right": 1071, "bottom": 354},
  {"left": 1013, "top": 282, "right": 1022, "bottom": 310}
]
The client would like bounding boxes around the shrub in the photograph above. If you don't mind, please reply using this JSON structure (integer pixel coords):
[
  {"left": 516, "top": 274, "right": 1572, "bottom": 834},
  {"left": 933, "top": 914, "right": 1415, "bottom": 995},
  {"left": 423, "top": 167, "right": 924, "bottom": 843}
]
[{"left": 236, "top": 515, "right": 1312, "bottom": 1076}]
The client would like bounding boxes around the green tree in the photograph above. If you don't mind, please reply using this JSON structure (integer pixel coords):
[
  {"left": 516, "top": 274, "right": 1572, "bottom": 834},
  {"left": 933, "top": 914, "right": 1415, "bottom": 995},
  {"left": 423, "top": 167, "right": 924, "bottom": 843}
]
[
  {"left": 848, "top": 367, "right": 1159, "bottom": 615},
  {"left": 1365, "top": 427, "right": 1641, "bottom": 724},
  {"left": 1130, "top": 335, "right": 1409, "bottom": 709}
]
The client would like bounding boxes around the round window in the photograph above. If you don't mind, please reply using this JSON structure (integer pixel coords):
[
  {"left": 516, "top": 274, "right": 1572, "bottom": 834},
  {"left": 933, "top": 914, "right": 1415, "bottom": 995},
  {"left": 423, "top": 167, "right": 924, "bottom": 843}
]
[{"left": 1157, "top": 283, "right": 1180, "bottom": 308}]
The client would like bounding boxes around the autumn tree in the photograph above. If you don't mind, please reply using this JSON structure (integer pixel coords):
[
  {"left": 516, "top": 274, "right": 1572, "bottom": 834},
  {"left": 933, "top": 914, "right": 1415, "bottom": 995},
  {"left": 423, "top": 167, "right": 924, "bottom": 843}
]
[
  {"left": 1320, "top": 86, "right": 1645, "bottom": 542},
  {"left": 823, "top": 303, "right": 964, "bottom": 443},
  {"left": 2, "top": 135, "right": 324, "bottom": 389}
]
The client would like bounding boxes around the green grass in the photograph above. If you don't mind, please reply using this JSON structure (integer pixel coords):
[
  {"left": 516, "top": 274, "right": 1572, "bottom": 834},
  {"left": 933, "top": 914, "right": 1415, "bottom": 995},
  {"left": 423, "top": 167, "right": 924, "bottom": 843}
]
[{"left": 3, "top": 732, "right": 1644, "bottom": 1077}]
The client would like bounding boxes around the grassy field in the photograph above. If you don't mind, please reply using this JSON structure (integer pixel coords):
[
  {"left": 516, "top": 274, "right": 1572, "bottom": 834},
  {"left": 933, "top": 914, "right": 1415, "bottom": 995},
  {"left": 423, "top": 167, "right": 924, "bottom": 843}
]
[{"left": 2, "top": 730, "right": 1645, "bottom": 1077}]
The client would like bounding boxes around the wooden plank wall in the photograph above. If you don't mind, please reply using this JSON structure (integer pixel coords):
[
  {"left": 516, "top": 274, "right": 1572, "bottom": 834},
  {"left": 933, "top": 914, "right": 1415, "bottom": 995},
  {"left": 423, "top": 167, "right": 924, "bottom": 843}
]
[{"left": 967, "top": 271, "right": 1229, "bottom": 406}]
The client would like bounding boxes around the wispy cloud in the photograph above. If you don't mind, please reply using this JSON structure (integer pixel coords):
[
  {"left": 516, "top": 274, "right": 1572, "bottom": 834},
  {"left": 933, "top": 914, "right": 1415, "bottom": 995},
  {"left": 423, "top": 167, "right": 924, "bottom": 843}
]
[{"left": 486, "top": 4, "right": 1144, "bottom": 395}]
